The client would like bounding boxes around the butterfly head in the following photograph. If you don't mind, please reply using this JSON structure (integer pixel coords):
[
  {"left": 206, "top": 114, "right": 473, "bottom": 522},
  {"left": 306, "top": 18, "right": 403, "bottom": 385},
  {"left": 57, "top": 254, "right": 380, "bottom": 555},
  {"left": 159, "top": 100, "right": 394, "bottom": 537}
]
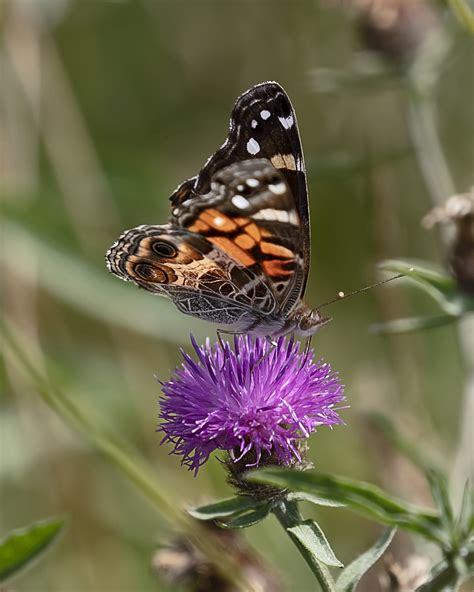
[{"left": 292, "top": 303, "right": 331, "bottom": 336}]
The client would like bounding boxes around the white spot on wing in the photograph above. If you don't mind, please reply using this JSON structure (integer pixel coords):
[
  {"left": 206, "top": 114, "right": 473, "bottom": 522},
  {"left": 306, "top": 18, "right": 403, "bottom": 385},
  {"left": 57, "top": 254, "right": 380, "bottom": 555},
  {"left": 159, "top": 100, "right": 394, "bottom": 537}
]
[
  {"left": 278, "top": 114, "right": 294, "bottom": 129},
  {"left": 269, "top": 182, "right": 286, "bottom": 195},
  {"left": 251, "top": 119, "right": 258, "bottom": 129},
  {"left": 253, "top": 208, "right": 296, "bottom": 224},
  {"left": 246, "top": 138, "right": 260, "bottom": 155},
  {"left": 246, "top": 178, "right": 260, "bottom": 188},
  {"left": 260, "top": 109, "right": 271, "bottom": 120},
  {"left": 232, "top": 195, "right": 250, "bottom": 209}
]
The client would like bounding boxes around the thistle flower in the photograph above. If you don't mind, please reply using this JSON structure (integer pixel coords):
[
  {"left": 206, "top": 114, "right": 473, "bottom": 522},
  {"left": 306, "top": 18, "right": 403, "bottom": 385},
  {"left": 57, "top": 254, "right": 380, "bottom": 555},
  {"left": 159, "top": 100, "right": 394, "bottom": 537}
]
[{"left": 158, "top": 336, "right": 346, "bottom": 476}]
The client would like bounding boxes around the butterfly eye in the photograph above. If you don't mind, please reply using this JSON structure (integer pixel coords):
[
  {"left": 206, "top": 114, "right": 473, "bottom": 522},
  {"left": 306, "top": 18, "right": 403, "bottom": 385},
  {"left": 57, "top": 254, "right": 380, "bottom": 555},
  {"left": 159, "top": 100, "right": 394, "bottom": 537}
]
[
  {"left": 134, "top": 263, "right": 166, "bottom": 283},
  {"left": 152, "top": 240, "right": 177, "bottom": 258}
]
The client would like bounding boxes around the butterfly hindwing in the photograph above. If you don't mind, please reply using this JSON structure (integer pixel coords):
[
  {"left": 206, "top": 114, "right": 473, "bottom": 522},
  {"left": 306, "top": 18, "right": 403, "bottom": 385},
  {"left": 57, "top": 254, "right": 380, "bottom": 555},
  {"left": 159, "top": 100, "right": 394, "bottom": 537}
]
[{"left": 106, "top": 223, "right": 278, "bottom": 329}]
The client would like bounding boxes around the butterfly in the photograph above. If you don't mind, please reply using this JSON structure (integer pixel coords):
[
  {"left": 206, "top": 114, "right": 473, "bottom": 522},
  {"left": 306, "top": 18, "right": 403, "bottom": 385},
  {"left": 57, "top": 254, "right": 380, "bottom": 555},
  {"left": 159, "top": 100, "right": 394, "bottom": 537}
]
[{"left": 106, "top": 82, "right": 330, "bottom": 338}]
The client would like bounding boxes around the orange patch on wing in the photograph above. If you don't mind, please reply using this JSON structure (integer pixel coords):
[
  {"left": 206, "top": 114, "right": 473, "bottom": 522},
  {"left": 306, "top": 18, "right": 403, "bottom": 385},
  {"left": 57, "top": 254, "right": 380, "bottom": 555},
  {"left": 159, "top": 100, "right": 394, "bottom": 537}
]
[
  {"left": 189, "top": 220, "right": 210, "bottom": 233},
  {"left": 260, "top": 242, "right": 294, "bottom": 258},
  {"left": 200, "top": 209, "right": 237, "bottom": 232},
  {"left": 208, "top": 237, "right": 255, "bottom": 266},
  {"left": 233, "top": 217, "right": 251, "bottom": 227},
  {"left": 245, "top": 222, "right": 261, "bottom": 241},
  {"left": 235, "top": 233, "right": 256, "bottom": 250},
  {"left": 263, "top": 260, "right": 294, "bottom": 278}
]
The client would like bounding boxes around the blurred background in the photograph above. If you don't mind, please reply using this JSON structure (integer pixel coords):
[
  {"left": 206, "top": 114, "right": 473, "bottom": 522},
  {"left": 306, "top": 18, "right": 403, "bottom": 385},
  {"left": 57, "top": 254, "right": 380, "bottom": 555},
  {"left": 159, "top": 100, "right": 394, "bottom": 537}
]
[{"left": 1, "top": 0, "right": 473, "bottom": 590}]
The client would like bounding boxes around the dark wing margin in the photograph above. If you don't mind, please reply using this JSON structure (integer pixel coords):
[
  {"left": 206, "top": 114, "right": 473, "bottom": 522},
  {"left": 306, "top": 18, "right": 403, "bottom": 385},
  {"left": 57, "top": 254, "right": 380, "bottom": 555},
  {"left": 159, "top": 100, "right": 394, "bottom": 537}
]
[{"left": 169, "top": 82, "right": 311, "bottom": 297}]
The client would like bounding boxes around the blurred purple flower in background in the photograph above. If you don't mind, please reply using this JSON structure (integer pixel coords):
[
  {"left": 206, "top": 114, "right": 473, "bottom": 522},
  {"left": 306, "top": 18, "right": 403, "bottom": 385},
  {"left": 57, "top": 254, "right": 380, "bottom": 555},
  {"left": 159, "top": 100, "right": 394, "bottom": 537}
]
[{"left": 159, "top": 336, "right": 346, "bottom": 475}]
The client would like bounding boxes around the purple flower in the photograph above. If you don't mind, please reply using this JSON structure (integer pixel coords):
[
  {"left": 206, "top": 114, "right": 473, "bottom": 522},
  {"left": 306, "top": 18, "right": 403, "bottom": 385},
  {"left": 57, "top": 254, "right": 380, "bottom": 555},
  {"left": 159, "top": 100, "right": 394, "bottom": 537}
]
[{"left": 158, "top": 336, "right": 346, "bottom": 475}]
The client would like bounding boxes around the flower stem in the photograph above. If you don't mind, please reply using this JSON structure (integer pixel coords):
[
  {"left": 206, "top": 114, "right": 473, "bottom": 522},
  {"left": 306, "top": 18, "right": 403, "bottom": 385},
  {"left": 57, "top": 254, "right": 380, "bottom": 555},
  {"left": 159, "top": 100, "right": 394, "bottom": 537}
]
[{"left": 273, "top": 499, "right": 336, "bottom": 592}]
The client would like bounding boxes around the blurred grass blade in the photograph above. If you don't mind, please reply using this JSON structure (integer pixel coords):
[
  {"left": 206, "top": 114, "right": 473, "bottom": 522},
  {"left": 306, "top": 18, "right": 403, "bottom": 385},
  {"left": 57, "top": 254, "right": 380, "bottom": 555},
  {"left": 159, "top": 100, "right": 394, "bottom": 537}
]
[
  {"left": 218, "top": 504, "right": 272, "bottom": 529},
  {"left": 1, "top": 220, "right": 195, "bottom": 344},
  {"left": 188, "top": 497, "right": 263, "bottom": 520},
  {"left": 335, "top": 528, "right": 396, "bottom": 592},
  {"left": 1, "top": 322, "right": 255, "bottom": 592},
  {"left": 287, "top": 520, "right": 343, "bottom": 568},
  {"left": 366, "top": 413, "right": 439, "bottom": 475},
  {"left": 371, "top": 314, "right": 459, "bottom": 335},
  {"left": 448, "top": 0, "right": 474, "bottom": 35},
  {"left": 0, "top": 518, "right": 65, "bottom": 583},
  {"left": 287, "top": 492, "right": 346, "bottom": 508},
  {"left": 248, "top": 468, "right": 445, "bottom": 543}
]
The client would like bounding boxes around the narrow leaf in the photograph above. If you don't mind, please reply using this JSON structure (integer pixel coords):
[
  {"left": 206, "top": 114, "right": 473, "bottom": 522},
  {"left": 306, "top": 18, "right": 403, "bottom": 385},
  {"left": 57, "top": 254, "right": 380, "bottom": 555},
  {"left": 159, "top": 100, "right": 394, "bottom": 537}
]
[
  {"left": 379, "top": 259, "right": 456, "bottom": 294},
  {"left": 0, "top": 518, "right": 65, "bottom": 583},
  {"left": 248, "top": 468, "right": 444, "bottom": 543},
  {"left": 426, "top": 470, "right": 454, "bottom": 531},
  {"left": 335, "top": 528, "right": 396, "bottom": 592},
  {"left": 288, "top": 520, "right": 343, "bottom": 568},
  {"left": 218, "top": 504, "right": 271, "bottom": 529},
  {"left": 416, "top": 550, "right": 474, "bottom": 591},
  {"left": 379, "top": 259, "right": 473, "bottom": 316},
  {"left": 371, "top": 314, "right": 459, "bottom": 335},
  {"left": 188, "top": 496, "right": 260, "bottom": 520},
  {"left": 455, "top": 480, "right": 473, "bottom": 540},
  {"left": 287, "top": 491, "right": 346, "bottom": 508}
]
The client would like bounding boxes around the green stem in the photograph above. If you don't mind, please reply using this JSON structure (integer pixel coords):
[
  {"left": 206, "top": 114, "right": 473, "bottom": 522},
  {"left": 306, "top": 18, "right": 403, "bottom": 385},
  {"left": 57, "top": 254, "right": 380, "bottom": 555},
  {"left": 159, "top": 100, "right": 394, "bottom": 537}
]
[{"left": 273, "top": 499, "right": 336, "bottom": 592}]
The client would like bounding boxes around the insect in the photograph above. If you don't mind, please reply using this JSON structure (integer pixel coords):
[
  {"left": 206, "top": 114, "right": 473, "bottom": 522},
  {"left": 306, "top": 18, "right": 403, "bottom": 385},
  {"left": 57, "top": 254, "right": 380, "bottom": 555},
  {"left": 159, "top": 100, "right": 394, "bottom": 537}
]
[{"left": 106, "top": 82, "right": 330, "bottom": 338}]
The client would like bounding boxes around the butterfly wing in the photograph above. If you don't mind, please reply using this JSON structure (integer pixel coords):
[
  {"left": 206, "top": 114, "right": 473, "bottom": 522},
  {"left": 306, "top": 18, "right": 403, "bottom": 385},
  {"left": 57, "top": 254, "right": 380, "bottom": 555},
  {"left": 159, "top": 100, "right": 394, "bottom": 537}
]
[
  {"left": 106, "top": 223, "right": 278, "bottom": 331},
  {"left": 173, "top": 158, "right": 305, "bottom": 314},
  {"left": 170, "top": 81, "right": 311, "bottom": 298}
]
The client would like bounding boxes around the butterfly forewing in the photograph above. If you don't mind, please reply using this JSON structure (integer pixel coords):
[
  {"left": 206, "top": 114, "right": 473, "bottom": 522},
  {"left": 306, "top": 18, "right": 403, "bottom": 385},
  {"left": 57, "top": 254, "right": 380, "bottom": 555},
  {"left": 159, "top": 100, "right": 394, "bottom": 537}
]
[
  {"left": 170, "top": 82, "right": 311, "bottom": 294},
  {"left": 172, "top": 159, "right": 305, "bottom": 313}
]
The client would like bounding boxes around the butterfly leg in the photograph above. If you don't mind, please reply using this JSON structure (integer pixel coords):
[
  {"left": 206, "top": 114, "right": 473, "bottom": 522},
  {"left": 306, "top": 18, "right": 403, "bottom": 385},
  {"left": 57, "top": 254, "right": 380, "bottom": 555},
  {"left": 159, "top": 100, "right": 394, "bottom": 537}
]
[
  {"left": 303, "top": 335, "right": 313, "bottom": 357},
  {"left": 250, "top": 335, "right": 277, "bottom": 372},
  {"left": 216, "top": 329, "right": 227, "bottom": 352}
]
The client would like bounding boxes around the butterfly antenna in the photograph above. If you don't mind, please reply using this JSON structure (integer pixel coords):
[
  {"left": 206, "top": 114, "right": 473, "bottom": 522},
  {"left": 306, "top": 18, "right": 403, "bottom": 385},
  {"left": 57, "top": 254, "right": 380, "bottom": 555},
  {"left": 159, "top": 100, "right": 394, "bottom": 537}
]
[{"left": 316, "top": 272, "right": 407, "bottom": 310}]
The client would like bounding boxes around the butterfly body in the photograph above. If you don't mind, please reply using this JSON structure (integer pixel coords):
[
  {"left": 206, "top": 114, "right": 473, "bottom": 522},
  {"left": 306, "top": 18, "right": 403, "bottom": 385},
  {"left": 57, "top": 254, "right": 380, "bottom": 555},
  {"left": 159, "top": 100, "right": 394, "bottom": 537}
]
[{"left": 107, "top": 82, "right": 329, "bottom": 337}]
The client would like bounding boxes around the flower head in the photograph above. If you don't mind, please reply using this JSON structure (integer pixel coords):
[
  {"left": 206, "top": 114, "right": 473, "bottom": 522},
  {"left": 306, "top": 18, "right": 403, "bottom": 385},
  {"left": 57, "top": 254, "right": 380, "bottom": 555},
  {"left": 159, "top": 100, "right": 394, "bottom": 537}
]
[{"left": 159, "top": 336, "right": 346, "bottom": 475}]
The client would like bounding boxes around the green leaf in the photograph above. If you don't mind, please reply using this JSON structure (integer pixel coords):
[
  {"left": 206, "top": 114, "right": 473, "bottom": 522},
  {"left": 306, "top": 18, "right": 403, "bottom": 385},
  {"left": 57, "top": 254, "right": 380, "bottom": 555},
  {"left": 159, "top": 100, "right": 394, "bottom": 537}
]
[
  {"left": 188, "top": 496, "right": 261, "bottom": 520},
  {"left": 426, "top": 471, "right": 454, "bottom": 533},
  {"left": 217, "top": 504, "right": 272, "bottom": 529},
  {"left": 371, "top": 314, "right": 459, "bottom": 335},
  {"left": 287, "top": 491, "right": 346, "bottom": 508},
  {"left": 416, "top": 550, "right": 474, "bottom": 591},
  {"left": 455, "top": 481, "right": 473, "bottom": 541},
  {"left": 0, "top": 517, "right": 65, "bottom": 583},
  {"left": 380, "top": 259, "right": 456, "bottom": 295},
  {"left": 379, "top": 259, "right": 473, "bottom": 316},
  {"left": 248, "top": 468, "right": 444, "bottom": 543},
  {"left": 335, "top": 528, "right": 396, "bottom": 592},
  {"left": 287, "top": 520, "right": 343, "bottom": 568}
]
